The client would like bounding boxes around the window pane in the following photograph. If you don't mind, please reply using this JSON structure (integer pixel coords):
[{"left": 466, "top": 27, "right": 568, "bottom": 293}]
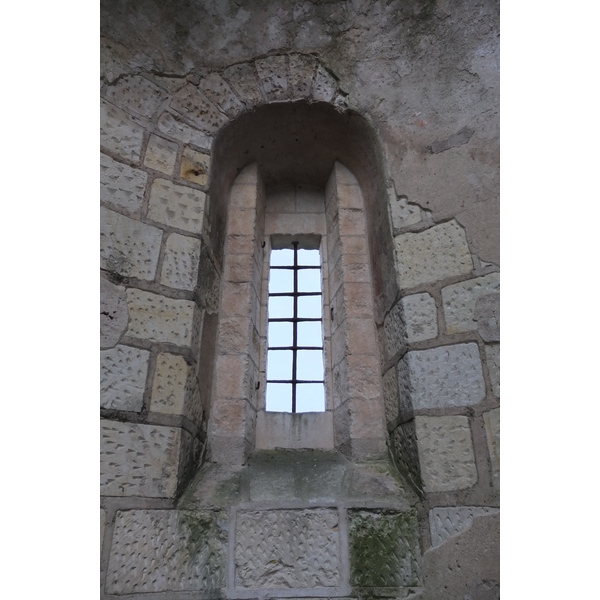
[
  {"left": 270, "top": 248, "right": 294, "bottom": 266},
  {"left": 298, "top": 249, "right": 320, "bottom": 266},
  {"left": 269, "top": 269, "right": 293, "bottom": 293},
  {"left": 298, "top": 268, "right": 321, "bottom": 292},
  {"left": 268, "top": 321, "right": 293, "bottom": 347},
  {"left": 266, "top": 383, "right": 292, "bottom": 412},
  {"left": 297, "top": 350, "right": 324, "bottom": 381},
  {"left": 298, "top": 295, "right": 321, "bottom": 318},
  {"left": 267, "top": 350, "right": 292, "bottom": 380},
  {"left": 297, "top": 321, "right": 322, "bottom": 347},
  {"left": 296, "top": 383, "right": 325, "bottom": 412},
  {"left": 268, "top": 296, "right": 293, "bottom": 319}
]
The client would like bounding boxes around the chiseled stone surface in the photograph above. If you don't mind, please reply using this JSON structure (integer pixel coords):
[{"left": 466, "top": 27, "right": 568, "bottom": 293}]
[
  {"left": 401, "top": 292, "right": 438, "bottom": 343},
  {"left": 170, "top": 84, "right": 229, "bottom": 133},
  {"left": 383, "top": 299, "right": 406, "bottom": 362},
  {"left": 429, "top": 506, "right": 500, "bottom": 548},
  {"left": 394, "top": 220, "right": 473, "bottom": 289},
  {"left": 256, "top": 55, "right": 289, "bottom": 101},
  {"left": 483, "top": 408, "right": 500, "bottom": 487},
  {"left": 150, "top": 352, "right": 190, "bottom": 415},
  {"left": 100, "top": 152, "right": 147, "bottom": 215},
  {"left": 100, "top": 99, "right": 145, "bottom": 162},
  {"left": 160, "top": 233, "right": 201, "bottom": 291},
  {"left": 180, "top": 147, "right": 210, "bottom": 186},
  {"left": 222, "top": 62, "right": 264, "bottom": 107},
  {"left": 382, "top": 366, "right": 399, "bottom": 425},
  {"left": 156, "top": 111, "right": 213, "bottom": 150},
  {"left": 104, "top": 74, "right": 168, "bottom": 118},
  {"left": 390, "top": 421, "right": 422, "bottom": 490},
  {"left": 415, "top": 415, "right": 477, "bottom": 493},
  {"left": 100, "top": 420, "right": 181, "bottom": 497},
  {"left": 100, "top": 207, "right": 163, "bottom": 280},
  {"left": 101, "top": 509, "right": 106, "bottom": 552},
  {"left": 312, "top": 64, "right": 337, "bottom": 103},
  {"left": 125, "top": 288, "right": 196, "bottom": 346},
  {"left": 289, "top": 53, "right": 318, "bottom": 99},
  {"left": 144, "top": 134, "right": 178, "bottom": 174},
  {"left": 474, "top": 292, "right": 500, "bottom": 342},
  {"left": 234, "top": 509, "right": 340, "bottom": 588},
  {"left": 389, "top": 193, "right": 421, "bottom": 231},
  {"left": 100, "top": 345, "right": 149, "bottom": 412},
  {"left": 106, "top": 509, "right": 226, "bottom": 594},
  {"left": 442, "top": 272, "right": 500, "bottom": 334},
  {"left": 148, "top": 178, "right": 206, "bottom": 234},
  {"left": 485, "top": 344, "right": 500, "bottom": 398},
  {"left": 100, "top": 276, "right": 128, "bottom": 349},
  {"left": 198, "top": 72, "right": 244, "bottom": 117},
  {"left": 398, "top": 343, "right": 485, "bottom": 410}
]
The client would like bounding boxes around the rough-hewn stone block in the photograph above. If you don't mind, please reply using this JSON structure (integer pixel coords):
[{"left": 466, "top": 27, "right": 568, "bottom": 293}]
[
  {"left": 180, "top": 147, "right": 210, "bottom": 186},
  {"left": 104, "top": 75, "right": 168, "bottom": 118},
  {"left": 483, "top": 407, "right": 500, "bottom": 487},
  {"left": 150, "top": 352, "right": 191, "bottom": 416},
  {"left": 100, "top": 207, "right": 163, "bottom": 280},
  {"left": 234, "top": 509, "right": 340, "bottom": 588},
  {"left": 160, "top": 233, "right": 201, "bottom": 291},
  {"left": 389, "top": 192, "right": 421, "bottom": 231},
  {"left": 442, "top": 273, "right": 500, "bottom": 334},
  {"left": 100, "top": 99, "right": 145, "bottom": 162},
  {"left": 415, "top": 416, "right": 477, "bottom": 492},
  {"left": 101, "top": 276, "right": 128, "bottom": 349},
  {"left": 156, "top": 111, "right": 213, "bottom": 150},
  {"left": 485, "top": 344, "right": 500, "bottom": 398},
  {"left": 222, "top": 62, "right": 264, "bottom": 107},
  {"left": 100, "top": 345, "right": 149, "bottom": 412},
  {"left": 144, "top": 134, "right": 178, "bottom": 174},
  {"left": 106, "top": 509, "right": 226, "bottom": 594},
  {"left": 289, "top": 53, "right": 318, "bottom": 99},
  {"left": 198, "top": 72, "right": 244, "bottom": 117},
  {"left": 148, "top": 178, "right": 206, "bottom": 234},
  {"left": 475, "top": 291, "right": 500, "bottom": 342},
  {"left": 429, "top": 506, "right": 499, "bottom": 548},
  {"left": 312, "top": 65, "right": 337, "bottom": 103},
  {"left": 401, "top": 292, "right": 438, "bottom": 344},
  {"left": 383, "top": 300, "right": 405, "bottom": 362},
  {"left": 398, "top": 343, "right": 485, "bottom": 410},
  {"left": 100, "top": 420, "right": 181, "bottom": 497},
  {"left": 394, "top": 220, "right": 473, "bottom": 289},
  {"left": 382, "top": 366, "right": 399, "bottom": 425},
  {"left": 256, "top": 56, "right": 289, "bottom": 101},
  {"left": 100, "top": 153, "right": 147, "bottom": 215},
  {"left": 170, "top": 84, "right": 229, "bottom": 133},
  {"left": 390, "top": 421, "right": 422, "bottom": 489}
]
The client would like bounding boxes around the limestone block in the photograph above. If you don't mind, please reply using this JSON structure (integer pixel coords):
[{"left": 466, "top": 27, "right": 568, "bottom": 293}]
[
  {"left": 104, "top": 75, "right": 168, "bottom": 118},
  {"left": 289, "top": 53, "right": 318, "bottom": 99},
  {"left": 198, "top": 72, "right": 244, "bottom": 118},
  {"left": 100, "top": 207, "right": 163, "bottom": 280},
  {"left": 125, "top": 288, "right": 196, "bottom": 347},
  {"left": 429, "top": 506, "right": 500, "bottom": 548},
  {"left": 170, "top": 84, "right": 229, "bottom": 134},
  {"left": 349, "top": 510, "right": 421, "bottom": 587},
  {"left": 106, "top": 509, "right": 226, "bottom": 594},
  {"left": 222, "top": 62, "right": 264, "bottom": 107},
  {"left": 483, "top": 407, "right": 500, "bottom": 487},
  {"left": 150, "top": 352, "right": 191, "bottom": 416},
  {"left": 100, "top": 276, "right": 128, "bottom": 349},
  {"left": 144, "top": 134, "right": 178, "bottom": 174},
  {"left": 100, "top": 153, "right": 147, "bottom": 215},
  {"left": 256, "top": 56, "right": 289, "bottom": 101},
  {"left": 180, "top": 147, "right": 210, "bottom": 186},
  {"left": 401, "top": 292, "right": 438, "bottom": 344},
  {"left": 382, "top": 367, "right": 399, "bottom": 425},
  {"left": 100, "top": 345, "right": 149, "bottom": 412},
  {"left": 312, "top": 65, "right": 337, "bottom": 103},
  {"left": 398, "top": 343, "right": 485, "bottom": 410},
  {"left": 234, "top": 509, "right": 340, "bottom": 588},
  {"left": 197, "top": 244, "right": 220, "bottom": 312},
  {"left": 485, "top": 344, "right": 500, "bottom": 398},
  {"left": 100, "top": 99, "right": 144, "bottom": 162},
  {"left": 100, "top": 420, "right": 181, "bottom": 497},
  {"left": 383, "top": 300, "right": 406, "bottom": 362},
  {"left": 442, "top": 273, "right": 500, "bottom": 334},
  {"left": 475, "top": 292, "right": 500, "bottom": 342},
  {"left": 415, "top": 416, "right": 477, "bottom": 492},
  {"left": 156, "top": 111, "right": 213, "bottom": 150},
  {"left": 389, "top": 193, "right": 421, "bottom": 231},
  {"left": 160, "top": 233, "right": 201, "bottom": 291},
  {"left": 147, "top": 178, "right": 206, "bottom": 234},
  {"left": 390, "top": 422, "right": 422, "bottom": 490},
  {"left": 394, "top": 220, "right": 473, "bottom": 289}
]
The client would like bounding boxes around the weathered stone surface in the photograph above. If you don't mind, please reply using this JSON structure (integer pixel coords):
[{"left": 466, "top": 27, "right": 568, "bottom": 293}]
[
  {"left": 312, "top": 64, "right": 337, "bottom": 103},
  {"left": 198, "top": 72, "right": 244, "bottom": 117},
  {"left": 382, "top": 366, "right": 399, "bottom": 425},
  {"left": 289, "top": 53, "right": 318, "bottom": 99},
  {"left": 474, "top": 292, "right": 500, "bottom": 342},
  {"left": 429, "top": 506, "right": 499, "bottom": 548},
  {"left": 170, "top": 84, "right": 229, "bottom": 133},
  {"left": 125, "top": 288, "right": 196, "bottom": 346},
  {"left": 100, "top": 420, "right": 181, "bottom": 497},
  {"left": 197, "top": 244, "right": 220, "bottom": 312},
  {"left": 390, "top": 422, "right": 422, "bottom": 490},
  {"left": 100, "top": 99, "right": 144, "bottom": 162},
  {"left": 100, "top": 345, "right": 149, "bottom": 412},
  {"left": 234, "top": 509, "right": 340, "bottom": 588},
  {"left": 256, "top": 55, "right": 289, "bottom": 101},
  {"left": 180, "top": 147, "right": 210, "bottom": 186},
  {"left": 429, "top": 126, "right": 474, "bottom": 154},
  {"left": 104, "top": 75, "right": 168, "bottom": 118},
  {"left": 483, "top": 408, "right": 500, "bottom": 487},
  {"left": 100, "top": 276, "right": 128, "bottom": 349},
  {"left": 349, "top": 510, "right": 421, "bottom": 588},
  {"left": 389, "top": 193, "right": 422, "bottom": 231},
  {"left": 100, "top": 153, "right": 147, "bottom": 215},
  {"left": 442, "top": 273, "right": 500, "bottom": 335},
  {"left": 101, "top": 508, "right": 106, "bottom": 552},
  {"left": 383, "top": 300, "right": 406, "bottom": 362},
  {"left": 150, "top": 352, "right": 190, "bottom": 415},
  {"left": 160, "top": 233, "right": 201, "bottom": 291},
  {"left": 148, "top": 178, "right": 206, "bottom": 234},
  {"left": 144, "top": 134, "right": 178, "bottom": 174},
  {"left": 106, "top": 509, "right": 226, "bottom": 594},
  {"left": 398, "top": 343, "right": 485, "bottom": 410},
  {"left": 394, "top": 220, "right": 473, "bottom": 289},
  {"left": 222, "top": 62, "right": 264, "bottom": 107},
  {"left": 415, "top": 416, "right": 477, "bottom": 493},
  {"left": 401, "top": 293, "right": 438, "bottom": 344},
  {"left": 156, "top": 111, "right": 213, "bottom": 150},
  {"left": 485, "top": 344, "right": 499, "bottom": 398},
  {"left": 100, "top": 207, "right": 162, "bottom": 280}
]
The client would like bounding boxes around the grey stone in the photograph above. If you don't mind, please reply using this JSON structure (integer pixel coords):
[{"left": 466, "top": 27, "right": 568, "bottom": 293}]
[
  {"left": 401, "top": 292, "right": 438, "bottom": 343},
  {"left": 483, "top": 408, "right": 500, "bottom": 487},
  {"left": 170, "top": 84, "right": 229, "bottom": 133},
  {"left": 104, "top": 75, "right": 168, "bottom": 118},
  {"left": 485, "top": 344, "right": 499, "bottom": 398},
  {"left": 100, "top": 276, "right": 128, "bottom": 349},
  {"left": 160, "top": 233, "right": 201, "bottom": 291},
  {"left": 382, "top": 366, "right": 399, "bottom": 425},
  {"left": 312, "top": 65, "right": 337, "bottom": 103},
  {"left": 390, "top": 421, "right": 422, "bottom": 490},
  {"left": 389, "top": 192, "right": 422, "bottom": 231},
  {"left": 100, "top": 99, "right": 144, "bottom": 162},
  {"left": 144, "top": 134, "right": 178, "bottom": 175},
  {"left": 198, "top": 72, "right": 244, "bottom": 118},
  {"left": 100, "top": 153, "right": 147, "bottom": 215},
  {"left": 383, "top": 300, "right": 406, "bottom": 362},
  {"left": 222, "top": 62, "right": 264, "bottom": 107},
  {"left": 150, "top": 352, "right": 190, "bottom": 416},
  {"left": 180, "top": 147, "right": 210, "bottom": 186},
  {"left": 100, "top": 345, "right": 149, "bottom": 412},
  {"left": 100, "top": 508, "right": 106, "bottom": 552},
  {"left": 156, "top": 111, "right": 213, "bottom": 150},
  {"left": 429, "top": 506, "right": 500, "bottom": 548},
  {"left": 429, "top": 126, "right": 475, "bottom": 154},
  {"left": 474, "top": 292, "right": 500, "bottom": 342},
  {"left": 147, "top": 178, "right": 206, "bottom": 234},
  {"left": 256, "top": 55, "right": 289, "bottom": 101},
  {"left": 289, "top": 53, "right": 318, "bottom": 99}
]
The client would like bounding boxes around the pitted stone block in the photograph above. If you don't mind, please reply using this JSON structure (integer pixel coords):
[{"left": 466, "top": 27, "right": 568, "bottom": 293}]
[
  {"left": 256, "top": 56, "right": 289, "bottom": 101},
  {"left": 485, "top": 344, "right": 499, "bottom": 398},
  {"left": 197, "top": 244, "right": 220, "bottom": 312},
  {"left": 198, "top": 72, "right": 244, "bottom": 117},
  {"left": 401, "top": 292, "right": 438, "bottom": 343},
  {"left": 390, "top": 193, "right": 421, "bottom": 231},
  {"left": 442, "top": 273, "right": 500, "bottom": 334},
  {"left": 483, "top": 408, "right": 500, "bottom": 487},
  {"left": 150, "top": 352, "right": 191, "bottom": 416},
  {"left": 170, "top": 84, "right": 229, "bottom": 133},
  {"left": 475, "top": 292, "right": 500, "bottom": 342},
  {"left": 101, "top": 276, "right": 128, "bottom": 349},
  {"left": 100, "top": 207, "right": 163, "bottom": 280},
  {"left": 125, "top": 288, "right": 196, "bottom": 346},
  {"left": 156, "top": 111, "right": 213, "bottom": 150},
  {"left": 429, "top": 506, "right": 499, "bottom": 548},
  {"left": 415, "top": 416, "right": 477, "bottom": 492},
  {"left": 104, "top": 75, "right": 168, "bottom": 118},
  {"left": 106, "top": 509, "right": 226, "bottom": 594},
  {"left": 390, "top": 422, "right": 422, "bottom": 489},
  {"left": 349, "top": 510, "right": 421, "bottom": 588},
  {"left": 100, "top": 420, "right": 182, "bottom": 497},
  {"left": 382, "top": 367, "right": 399, "bottom": 425},
  {"left": 394, "top": 220, "right": 473, "bottom": 289},
  {"left": 160, "top": 233, "right": 201, "bottom": 291},
  {"left": 144, "top": 134, "right": 178, "bottom": 174},
  {"left": 101, "top": 345, "right": 149, "bottom": 412},
  {"left": 222, "top": 62, "right": 264, "bottom": 106},
  {"left": 289, "top": 53, "right": 318, "bottom": 99},
  {"left": 312, "top": 65, "right": 338, "bottom": 103},
  {"left": 180, "top": 147, "right": 210, "bottom": 186},
  {"left": 100, "top": 99, "right": 145, "bottom": 162},
  {"left": 398, "top": 343, "right": 485, "bottom": 410},
  {"left": 383, "top": 300, "right": 406, "bottom": 361},
  {"left": 100, "top": 153, "right": 147, "bottom": 215},
  {"left": 148, "top": 178, "right": 206, "bottom": 234},
  {"left": 234, "top": 509, "right": 340, "bottom": 589}
]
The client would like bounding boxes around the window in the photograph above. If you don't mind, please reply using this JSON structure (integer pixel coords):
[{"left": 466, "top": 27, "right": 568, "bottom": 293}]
[{"left": 265, "top": 241, "right": 325, "bottom": 412}]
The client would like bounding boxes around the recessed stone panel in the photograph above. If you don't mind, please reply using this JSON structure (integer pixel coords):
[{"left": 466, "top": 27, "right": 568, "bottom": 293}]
[
  {"left": 256, "top": 55, "right": 289, "bottom": 101},
  {"left": 415, "top": 416, "right": 477, "bottom": 493},
  {"left": 156, "top": 111, "right": 213, "bottom": 150},
  {"left": 100, "top": 276, "right": 128, "bottom": 349},
  {"left": 429, "top": 506, "right": 500, "bottom": 548},
  {"left": 485, "top": 344, "right": 500, "bottom": 398},
  {"left": 401, "top": 292, "right": 438, "bottom": 344},
  {"left": 144, "top": 134, "right": 178, "bottom": 174},
  {"left": 100, "top": 99, "right": 145, "bottom": 162},
  {"left": 104, "top": 75, "right": 168, "bottom": 118},
  {"left": 483, "top": 407, "right": 500, "bottom": 487},
  {"left": 100, "top": 153, "right": 147, "bottom": 215},
  {"left": 160, "top": 233, "right": 201, "bottom": 291},
  {"left": 170, "top": 84, "right": 229, "bottom": 133},
  {"left": 148, "top": 178, "right": 206, "bottom": 234}
]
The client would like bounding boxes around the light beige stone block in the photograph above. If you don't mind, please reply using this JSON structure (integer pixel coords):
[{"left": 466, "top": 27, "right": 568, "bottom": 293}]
[
  {"left": 147, "top": 178, "right": 206, "bottom": 234},
  {"left": 429, "top": 506, "right": 499, "bottom": 548},
  {"left": 312, "top": 65, "right": 337, "bottom": 102},
  {"left": 401, "top": 292, "right": 438, "bottom": 343},
  {"left": 255, "top": 411, "right": 334, "bottom": 450},
  {"left": 389, "top": 192, "right": 421, "bottom": 230},
  {"left": 222, "top": 62, "right": 264, "bottom": 107},
  {"left": 150, "top": 352, "right": 190, "bottom": 415},
  {"left": 180, "top": 147, "right": 210, "bottom": 186},
  {"left": 394, "top": 220, "right": 473, "bottom": 289},
  {"left": 483, "top": 407, "right": 500, "bottom": 487},
  {"left": 415, "top": 415, "right": 478, "bottom": 492},
  {"left": 100, "top": 153, "right": 147, "bottom": 215},
  {"left": 265, "top": 212, "right": 326, "bottom": 235},
  {"left": 256, "top": 55, "right": 289, "bottom": 101},
  {"left": 160, "top": 233, "right": 201, "bottom": 291},
  {"left": 101, "top": 345, "right": 150, "bottom": 412},
  {"left": 104, "top": 74, "right": 168, "bottom": 118},
  {"left": 144, "top": 134, "right": 178, "bottom": 174},
  {"left": 198, "top": 72, "right": 244, "bottom": 117},
  {"left": 170, "top": 84, "right": 229, "bottom": 133},
  {"left": 485, "top": 344, "right": 500, "bottom": 398},
  {"left": 156, "top": 111, "right": 213, "bottom": 150},
  {"left": 100, "top": 99, "right": 145, "bottom": 162}
]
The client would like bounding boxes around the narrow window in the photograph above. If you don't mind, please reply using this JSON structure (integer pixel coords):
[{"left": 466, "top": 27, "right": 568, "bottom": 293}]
[{"left": 266, "top": 241, "right": 325, "bottom": 412}]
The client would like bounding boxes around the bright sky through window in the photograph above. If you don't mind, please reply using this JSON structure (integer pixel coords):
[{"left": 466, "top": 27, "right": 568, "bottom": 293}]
[{"left": 266, "top": 243, "right": 325, "bottom": 412}]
